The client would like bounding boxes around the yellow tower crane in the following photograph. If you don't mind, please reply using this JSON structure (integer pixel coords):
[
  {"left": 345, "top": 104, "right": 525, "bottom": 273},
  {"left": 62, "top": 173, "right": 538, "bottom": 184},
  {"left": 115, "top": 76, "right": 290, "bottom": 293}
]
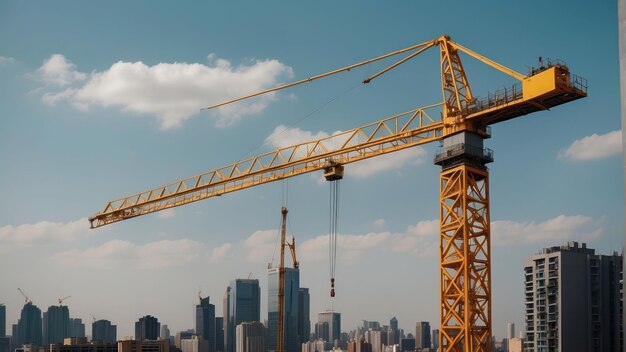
[{"left": 89, "top": 35, "right": 587, "bottom": 352}]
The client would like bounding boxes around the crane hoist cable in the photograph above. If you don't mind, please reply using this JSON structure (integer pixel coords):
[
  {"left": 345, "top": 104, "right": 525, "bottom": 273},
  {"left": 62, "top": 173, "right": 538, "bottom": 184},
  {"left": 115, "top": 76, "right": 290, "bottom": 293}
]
[{"left": 328, "top": 179, "right": 340, "bottom": 298}]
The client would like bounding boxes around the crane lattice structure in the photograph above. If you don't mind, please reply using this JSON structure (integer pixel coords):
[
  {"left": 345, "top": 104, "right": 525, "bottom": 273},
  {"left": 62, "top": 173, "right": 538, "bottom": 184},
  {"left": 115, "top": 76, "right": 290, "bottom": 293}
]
[{"left": 89, "top": 35, "right": 587, "bottom": 352}]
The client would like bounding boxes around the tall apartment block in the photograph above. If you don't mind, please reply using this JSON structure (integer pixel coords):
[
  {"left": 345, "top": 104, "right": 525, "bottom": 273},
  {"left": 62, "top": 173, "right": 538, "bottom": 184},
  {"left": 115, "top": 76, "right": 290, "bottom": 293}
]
[{"left": 524, "top": 242, "right": 623, "bottom": 352}]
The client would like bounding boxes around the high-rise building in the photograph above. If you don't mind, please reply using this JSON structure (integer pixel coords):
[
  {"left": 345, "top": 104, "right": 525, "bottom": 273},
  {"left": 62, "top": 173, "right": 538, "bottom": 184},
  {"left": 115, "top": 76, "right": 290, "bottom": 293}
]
[
  {"left": 267, "top": 267, "right": 299, "bottom": 352},
  {"left": 196, "top": 296, "right": 216, "bottom": 352},
  {"left": 182, "top": 336, "right": 208, "bottom": 352},
  {"left": 389, "top": 317, "right": 398, "bottom": 345},
  {"left": 301, "top": 339, "right": 325, "bottom": 352},
  {"left": 69, "top": 318, "right": 85, "bottom": 338},
  {"left": 135, "top": 316, "right": 160, "bottom": 341},
  {"left": 118, "top": 339, "right": 169, "bottom": 352},
  {"left": 225, "top": 279, "right": 260, "bottom": 352},
  {"left": 16, "top": 303, "right": 42, "bottom": 346},
  {"left": 506, "top": 323, "right": 514, "bottom": 340},
  {"left": 524, "top": 242, "right": 623, "bottom": 352},
  {"left": 399, "top": 338, "right": 414, "bottom": 352},
  {"left": 317, "top": 311, "right": 340, "bottom": 346},
  {"left": 44, "top": 305, "right": 70, "bottom": 345},
  {"left": 160, "top": 325, "right": 170, "bottom": 341},
  {"left": 414, "top": 322, "right": 430, "bottom": 349},
  {"left": 314, "top": 322, "right": 328, "bottom": 342},
  {"left": 0, "top": 304, "right": 5, "bottom": 337},
  {"left": 176, "top": 330, "right": 195, "bottom": 349},
  {"left": 431, "top": 329, "right": 439, "bottom": 350},
  {"left": 223, "top": 288, "right": 230, "bottom": 352},
  {"left": 0, "top": 337, "right": 9, "bottom": 352},
  {"left": 298, "top": 288, "right": 310, "bottom": 345},
  {"left": 92, "top": 320, "right": 117, "bottom": 344},
  {"left": 235, "top": 322, "right": 264, "bottom": 352},
  {"left": 215, "top": 318, "right": 224, "bottom": 352},
  {"left": 364, "top": 330, "right": 382, "bottom": 352}
]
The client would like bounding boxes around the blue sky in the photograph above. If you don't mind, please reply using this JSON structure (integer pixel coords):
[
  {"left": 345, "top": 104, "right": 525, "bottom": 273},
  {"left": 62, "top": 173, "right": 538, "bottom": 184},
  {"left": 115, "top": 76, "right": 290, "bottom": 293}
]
[{"left": 0, "top": 0, "right": 622, "bottom": 341}]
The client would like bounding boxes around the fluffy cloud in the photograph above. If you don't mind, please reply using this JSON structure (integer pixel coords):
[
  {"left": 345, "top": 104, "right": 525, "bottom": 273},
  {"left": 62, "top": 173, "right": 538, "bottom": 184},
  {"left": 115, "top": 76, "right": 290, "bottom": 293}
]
[
  {"left": 156, "top": 208, "right": 176, "bottom": 219},
  {"left": 52, "top": 239, "right": 205, "bottom": 269},
  {"left": 37, "top": 54, "right": 86, "bottom": 86},
  {"left": 558, "top": 130, "right": 622, "bottom": 161},
  {"left": 210, "top": 243, "right": 232, "bottom": 263},
  {"left": 492, "top": 214, "right": 602, "bottom": 246},
  {"left": 265, "top": 125, "right": 427, "bottom": 179},
  {"left": 38, "top": 54, "right": 293, "bottom": 129},
  {"left": 372, "top": 218, "right": 386, "bottom": 227},
  {"left": 0, "top": 218, "right": 89, "bottom": 247},
  {"left": 243, "top": 229, "right": 279, "bottom": 264}
]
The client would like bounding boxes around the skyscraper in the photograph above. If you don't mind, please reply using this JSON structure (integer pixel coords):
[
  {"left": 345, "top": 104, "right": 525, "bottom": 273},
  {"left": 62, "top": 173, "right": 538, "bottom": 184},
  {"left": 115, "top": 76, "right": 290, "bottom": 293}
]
[
  {"left": 0, "top": 304, "right": 5, "bottom": 337},
  {"left": 267, "top": 267, "right": 299, "bottom": 352},
  {"left": 16, "top": 303, "right": 42, "bottom": 346},
  {"left": 43, "top": 305, "right": 70, "bottom": 345},
  {"left": 389, "top": 317, "right": 398, "bottom": 345},
  {"left": 92, "top": 319, "right": 117, "bottom": 344},
  {"left": 196, "top": 296, "right": 216, "bottom": 352},
  {"left": 135, "top": 315, "right": 160, "bottom": 341},
  {"left": 317, "top": 311, "right": 340, "bottom": 346},
  {"left": 160, "top": 324, "right": 170, "bottom": 341},
  {"left": 524, "top": 242, "right": 623, "bottom": 352},
  {"left": 69, "top": 318, "right": 85, "bottom": 338},
  {"left": 235, "top": 322, "right": 265, "bottom": 352},
  {"left": 298, "top": 288, "right": 310, "bottom": 345},
  {"left": 431, "top": 329, "right": 439, "bottom": 350},
  {"left": 225, "top": 279, "right": 261, "bottom": 352},
  {"left": 215, "top": 317, "right": 224, "bottom": 352},
  {"left": 415, "top": 322, "right": 430, "bottom": 349},
  {"left": 223, "top": 287, "right": 230, "bottom": 352},
  {"left": 506, "top": 323, "right": 514, "bottom": 341}
]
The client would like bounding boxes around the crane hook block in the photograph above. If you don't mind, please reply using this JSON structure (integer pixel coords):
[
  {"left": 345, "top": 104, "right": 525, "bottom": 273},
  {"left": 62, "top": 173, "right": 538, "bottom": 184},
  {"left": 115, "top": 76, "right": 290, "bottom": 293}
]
[{"left": 330, "top": 278, "right": 336, "bottom": 297}]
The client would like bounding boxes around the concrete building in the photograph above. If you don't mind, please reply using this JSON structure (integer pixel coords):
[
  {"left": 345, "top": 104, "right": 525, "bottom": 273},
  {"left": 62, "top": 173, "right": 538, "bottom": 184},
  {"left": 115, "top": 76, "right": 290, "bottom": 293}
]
[
  {"left": 159, "top": 325, "right": 169, "bottom": 341},
  {"left": 175, "top": 330, "right": 195, "bottom": 349},
  {"left": 414, "top": 322, "right": 429, "bottom": 349},
  {"left": 268, "top": 267, "right": 299, "bottom": 352},
  {"left": 196, "top": 296, "right": 215, "bottom": 352},
  {"left": 301, "top": 339, "right": 325, "bottom": 352},
  {"left": 135, "top": 316, "right": 160, "bottom": 341},
  {"left": 181, "top": 336, "right": 207, "bottom": 352},
  {"left": 46, "top": 339, "right": 117, "bottom": 352},
  {"left": 431, "top": 329, "right": 439, "bottom": 350},
  {"left": 524, "top": 242, "right": 623, "bottom": 352},
  {"left": 16, "top": 303, "right": 43, "bottom": 346},
  {"left": 235, "top": 322, "right": 265, "bottom": 352},
  {"left": 506, "top": 323, "right": 514, "bottom": 341},
  {"left": 348, "top": 339, "right": 372, "bottom": 352},
  {"left": 508, "top": 337, "right": 523, "bottom": 352},
  {"left": 118, "top": 339, "right": 169, "bottom": 352},
  {"left": 225, "top": 279, "right": 261, "bottom": 352},
  {"left": 44, "top": 306, "right": 70, "bottom": 345},
  {"left": 317, "top": 311, "right": 340, "bottom": 346},
  {"left": 364, "top": 330, "right": 382, "bottom": 352},
  {"left": 298, "top": 289, "right": 310, "bottom": 345},
  {"left": 92, "top": 320, "right": 117, "bottom": 344}
]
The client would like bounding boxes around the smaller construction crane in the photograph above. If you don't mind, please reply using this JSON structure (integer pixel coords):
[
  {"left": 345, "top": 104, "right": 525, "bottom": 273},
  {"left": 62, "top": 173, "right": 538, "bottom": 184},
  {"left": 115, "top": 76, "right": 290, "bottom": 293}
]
[
  {"left": 17, "top": 288, "right": 31, "bottom": 305},
  {"left": 58, "top": 296, "right": 71, "bottom": 306},
  {"left": 275, "top": 207, "right": 298, "bottom": 352}
]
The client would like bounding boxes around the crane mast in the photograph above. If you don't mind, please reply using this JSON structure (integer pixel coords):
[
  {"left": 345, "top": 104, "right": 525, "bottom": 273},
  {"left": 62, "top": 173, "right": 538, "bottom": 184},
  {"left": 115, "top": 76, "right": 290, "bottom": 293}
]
[
  {"left": 89, "top": 35, "right": 587, "bottom": 352},
  {"left": 276, "top": 207, "right": 298, "bottom": 352}
]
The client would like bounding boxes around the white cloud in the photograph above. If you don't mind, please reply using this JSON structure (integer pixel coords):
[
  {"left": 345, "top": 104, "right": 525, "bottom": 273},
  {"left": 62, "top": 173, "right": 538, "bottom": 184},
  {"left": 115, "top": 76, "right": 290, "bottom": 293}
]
[
  {"left": 492, "top": 214, "right": 602, "bottom": 246},
  {"left": 0, "top": 56, "right": 16, "bottom": 64},
  {"left": 0, "top": 218, "right": 89, "bottom": 247},
  {"left": 52, "top": 239, "right": 205, "bottom": 269},
  {"left": 558, "top": 130, "right": 622, "bottom": 161},
  {"left": 37, "top": 54, "right": 86, "bottom": 86},
  {"left": 37, "top": 54, "right": 293, "bottom": 129},
  {"left": 372, "top": 218, "right": 386, "bottom": 227},
  {"left": 265, "top": 125, "right": 427, "bottom": 179},
  {"left": 210, "top": 243, "right": 232, "bottom": 263},
  {"left": 243, "top": 229, "right": 279, "bottom": 264}
]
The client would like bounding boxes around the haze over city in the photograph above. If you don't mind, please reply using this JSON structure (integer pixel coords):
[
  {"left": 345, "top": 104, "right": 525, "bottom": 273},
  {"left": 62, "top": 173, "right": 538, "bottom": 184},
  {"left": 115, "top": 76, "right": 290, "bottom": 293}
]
[{"left": 0, "top": 0, "right": 622, "bottom": 346}]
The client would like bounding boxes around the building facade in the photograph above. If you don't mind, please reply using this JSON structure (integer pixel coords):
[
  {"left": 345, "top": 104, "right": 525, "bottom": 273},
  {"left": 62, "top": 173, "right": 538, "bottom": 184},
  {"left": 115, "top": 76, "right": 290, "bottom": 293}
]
[
  {"left": 268, "top": 267, "right": 299, "bottom": 352},
  {"left": 524, "top": 242, "right": 623, "bottom": 352},
  {"left": 317, "top": 311, "right": 340, "bottom": 346},
  {"left": 16, "top": 303, "right": 42, "bottom": 346},
  {"left": 69, "top": 319, "right": 85, "bottom": 338},
  {"left": 414, "top": 322, "right": 430, "bottom": 349},
  {"left": 297, "top": 288, "right": 310, "bottom": 345},
  {"left": 225, "top": 279, "right": 260, "bottom": 352},
  {"left": 135, "top": 316, "right": 160, "bottom": 341},
  {"left": 234, "top": 322, "right": 264, "bottom": 352},
  {"left": 196, "top": 296, "right": 215, "bottom": 352},
  {"left": 44, "top": 306, "right": 70, "bottom": 345},
  {"left": 92, "top": 320, "right": 117, "bottom": 344}
]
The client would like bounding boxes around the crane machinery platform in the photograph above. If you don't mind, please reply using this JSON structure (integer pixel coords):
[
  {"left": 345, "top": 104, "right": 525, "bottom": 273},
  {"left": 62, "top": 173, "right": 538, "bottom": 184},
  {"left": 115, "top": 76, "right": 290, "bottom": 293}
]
[{"left": 89, "top": 35, "right": 587, "bottom": 352}]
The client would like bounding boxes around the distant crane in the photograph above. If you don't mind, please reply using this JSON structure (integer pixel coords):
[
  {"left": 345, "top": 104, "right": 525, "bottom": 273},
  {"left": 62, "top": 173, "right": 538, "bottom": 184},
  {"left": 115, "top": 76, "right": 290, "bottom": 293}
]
[
  {"left": 58, "top": 296, "right": 71, "bottom": 306},
  {"left": 17, "top": 288, "right": 31, "bottom": 305},
  {"left": 89, "top": 35, "right": 587, "bottom": 352}
]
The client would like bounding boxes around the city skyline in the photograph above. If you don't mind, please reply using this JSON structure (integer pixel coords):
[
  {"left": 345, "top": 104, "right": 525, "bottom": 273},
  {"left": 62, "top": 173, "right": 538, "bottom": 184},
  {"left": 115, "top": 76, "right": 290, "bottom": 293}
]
[{"left": 0, "top": 0, "right": 623, "bottom": 343}]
